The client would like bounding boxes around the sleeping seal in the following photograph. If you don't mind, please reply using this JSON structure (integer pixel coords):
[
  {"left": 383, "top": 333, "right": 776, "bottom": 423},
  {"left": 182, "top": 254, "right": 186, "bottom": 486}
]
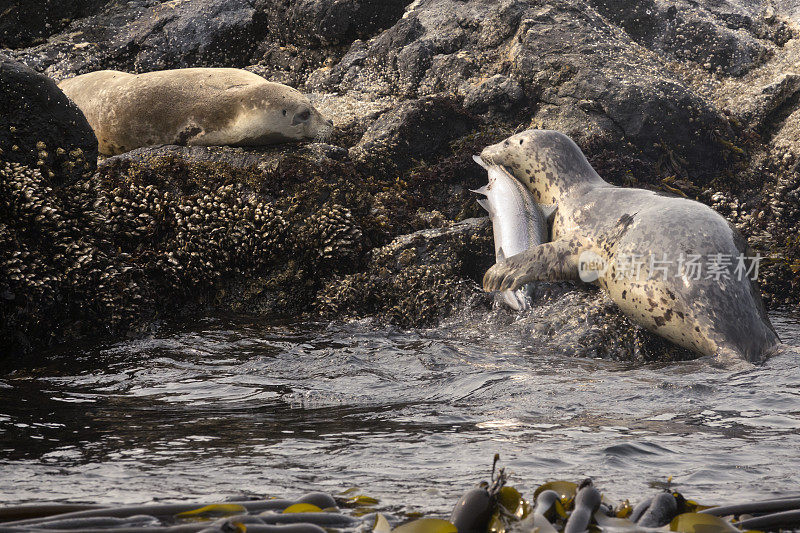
[
  {"left": 480, "top": 130, "right": 779, "bottom": 362},
  {"left": 58, "top": 68, "right": 333, "bottom": 155}
]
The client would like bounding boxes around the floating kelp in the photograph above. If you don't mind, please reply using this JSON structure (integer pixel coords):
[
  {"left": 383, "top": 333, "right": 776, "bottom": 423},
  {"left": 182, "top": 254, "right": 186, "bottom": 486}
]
[
  {"left": 281, "top": 505, "right": 323, "bottom": 514},
  {"left": 336, "top": 488, "right": 380, "bottom": 517},
  {"left": 177, "top": 505, "right": 248, "bottom": 519},
  {"left": 2, "top": 465, "right": 800, "bottom": 533}
]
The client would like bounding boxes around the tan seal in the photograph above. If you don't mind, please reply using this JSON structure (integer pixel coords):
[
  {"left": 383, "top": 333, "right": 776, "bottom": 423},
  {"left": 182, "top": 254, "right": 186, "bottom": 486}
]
[
  {"left": 480, "top": 130, "right": 780, "bottom": 363},
  {"left": 58, "top": 68, "right": 333, "bottom": 155}
]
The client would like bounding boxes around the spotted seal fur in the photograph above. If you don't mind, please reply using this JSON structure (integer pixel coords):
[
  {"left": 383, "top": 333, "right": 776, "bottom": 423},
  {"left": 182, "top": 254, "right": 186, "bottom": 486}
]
[
  {"left": 480, "top": 130, "right": 779, "bottom": 362},
  {"left": 58, "top": 68, "right": 333, "bottom": 155}
]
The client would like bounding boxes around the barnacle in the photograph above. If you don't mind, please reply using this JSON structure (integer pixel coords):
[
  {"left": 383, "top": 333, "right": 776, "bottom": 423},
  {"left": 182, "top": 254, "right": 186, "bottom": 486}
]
[
  {"left": 0, "top": 154, "right": 295, "bottom": 358},
  {"left": 296, "top": 203, "right": 363, "bottom": 266}
]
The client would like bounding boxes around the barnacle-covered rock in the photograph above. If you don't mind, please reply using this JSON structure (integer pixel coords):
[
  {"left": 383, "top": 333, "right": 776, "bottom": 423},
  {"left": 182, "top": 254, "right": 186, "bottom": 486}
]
[
  {"left": 296, "top": 203, "right": 363, "bottom": 268},
  {"left": 316, "top": 218, "right": 494, "bottom": 327},
  {"left": 0, "top": 161, "right": 151, "bottom": 357},
  {"left": 0, "top": 145, "right": 303, "bottom": 361},
  {"left": 757, "top": 164, "right": 800, "bottom": 306}
]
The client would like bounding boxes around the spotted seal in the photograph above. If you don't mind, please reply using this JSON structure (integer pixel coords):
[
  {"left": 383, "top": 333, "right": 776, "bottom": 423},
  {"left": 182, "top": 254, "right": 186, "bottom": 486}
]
[
  {"left": 58, "top": 68, "right": 333, "bottom": 155},
  {"left": 480, "top": 130, "right": 779, "bottom": 362}
]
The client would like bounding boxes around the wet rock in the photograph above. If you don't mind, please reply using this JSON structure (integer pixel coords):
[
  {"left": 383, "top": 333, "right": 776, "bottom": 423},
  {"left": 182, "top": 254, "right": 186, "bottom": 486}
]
[
  {"left": 316, "top": 218, "right": 495, "bottom": 327},
  {"left": 0, "top": 54, "right": 98, "bottom": 184}
]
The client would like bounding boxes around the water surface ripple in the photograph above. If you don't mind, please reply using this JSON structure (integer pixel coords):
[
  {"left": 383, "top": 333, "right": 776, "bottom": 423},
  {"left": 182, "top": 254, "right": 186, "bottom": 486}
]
[{"left": 1, "top": 311, "right": 799, "bottom": 513}]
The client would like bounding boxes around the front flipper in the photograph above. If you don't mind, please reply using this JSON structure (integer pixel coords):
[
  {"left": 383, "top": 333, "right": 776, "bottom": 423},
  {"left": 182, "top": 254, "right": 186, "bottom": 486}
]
[{"left": 483, "top": 237, "right": 584, "bottom": 292}]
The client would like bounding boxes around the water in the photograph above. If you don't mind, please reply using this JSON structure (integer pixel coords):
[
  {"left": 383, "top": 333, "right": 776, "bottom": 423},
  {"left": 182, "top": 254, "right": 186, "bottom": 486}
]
[{"left": 1, "top": 306, "right": 799, "bottom": 516}]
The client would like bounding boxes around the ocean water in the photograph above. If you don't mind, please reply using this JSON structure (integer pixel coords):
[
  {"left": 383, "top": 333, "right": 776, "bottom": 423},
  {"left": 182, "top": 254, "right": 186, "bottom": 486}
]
[{"left": 1, "top": 305, "right": 799, "bottom": 516}]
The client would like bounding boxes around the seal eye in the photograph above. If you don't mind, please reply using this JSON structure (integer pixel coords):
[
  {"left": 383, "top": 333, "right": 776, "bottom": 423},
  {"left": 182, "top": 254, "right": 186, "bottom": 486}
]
[{"left": 282, "top": 109, "right": 287, "bottom": 116}]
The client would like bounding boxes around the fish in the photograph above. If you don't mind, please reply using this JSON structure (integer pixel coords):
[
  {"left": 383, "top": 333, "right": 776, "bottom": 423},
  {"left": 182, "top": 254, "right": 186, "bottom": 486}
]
[{"left": 471, "top": 154, "right": 553, "bottom": 311}]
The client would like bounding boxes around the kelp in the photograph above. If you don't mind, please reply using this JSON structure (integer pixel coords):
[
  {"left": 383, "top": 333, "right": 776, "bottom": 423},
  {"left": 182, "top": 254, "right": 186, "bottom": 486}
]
[{"left": 3, "top": 459, "right": 800, "bottom": 533}]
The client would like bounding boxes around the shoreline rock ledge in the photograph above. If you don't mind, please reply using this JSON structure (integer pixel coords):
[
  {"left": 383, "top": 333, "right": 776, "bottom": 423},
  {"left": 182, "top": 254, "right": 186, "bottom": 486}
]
[{"left": 1, "top": 0, "right": 799, "bottom": 362}]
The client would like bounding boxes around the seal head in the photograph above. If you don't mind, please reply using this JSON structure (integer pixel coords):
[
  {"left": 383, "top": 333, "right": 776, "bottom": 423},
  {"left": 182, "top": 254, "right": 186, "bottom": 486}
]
[{"left": 481, "top": 130, "right": 605, "bottom": 205}]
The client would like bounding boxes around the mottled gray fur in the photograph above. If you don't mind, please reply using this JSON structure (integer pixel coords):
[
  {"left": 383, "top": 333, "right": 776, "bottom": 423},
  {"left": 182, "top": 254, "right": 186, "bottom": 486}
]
[{"left": 481, "top": 130, "right": 779, "bottom": 362}]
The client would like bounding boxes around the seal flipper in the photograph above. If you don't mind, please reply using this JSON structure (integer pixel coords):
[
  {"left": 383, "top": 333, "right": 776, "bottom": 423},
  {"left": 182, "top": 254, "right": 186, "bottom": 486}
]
[{"left": 483, "top": 237, "right": 584, "bottom": 292}]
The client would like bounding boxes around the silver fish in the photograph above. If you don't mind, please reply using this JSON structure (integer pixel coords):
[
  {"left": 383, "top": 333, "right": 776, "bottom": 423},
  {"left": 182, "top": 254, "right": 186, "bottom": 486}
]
[{"left": 472, "top": 155, "right": 553, "bottom": 311}]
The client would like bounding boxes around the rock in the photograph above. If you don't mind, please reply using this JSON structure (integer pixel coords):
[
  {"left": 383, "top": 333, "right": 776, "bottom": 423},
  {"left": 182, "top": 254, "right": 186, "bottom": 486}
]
[
  {"left": 10, "top": 0, "right": 265, "bottom": 80},
  {"left": 463, "top": 74, "right": 525, "bottom": 114},
  {"left": 101, "top": 145, "right": 289, "bottom": 176},
  {"left": 0, "top": 0, "right": 110, "bottom": 48},
  {"left": 254, "top": 0, "right": 407, "bottom": 48},
  {"left": 0, "top": 54, "right": 98, "bottom": 185},
  {"left": 774, "top": 0, "right": 800, "bottom": 22},
  {"left": 4, "top": 0, "right": 800, "bottom": 359},
  {"left": 316, "top": 218, "right": 495, "bottom": 327},
  {"left": 349, "top": 97, "right": 476, "bottom": 172},
  {"left": 307, "top": 92, "right": 401, "bottom": 146},
  {"left": 311, "top": 0, "right": 738, "bottom": 184},
  {"left": 587, "top": 0, "right": 778, "bottom": 76},
  {"left": 8, "top": 0, "right": 408, "bottom": 86}
]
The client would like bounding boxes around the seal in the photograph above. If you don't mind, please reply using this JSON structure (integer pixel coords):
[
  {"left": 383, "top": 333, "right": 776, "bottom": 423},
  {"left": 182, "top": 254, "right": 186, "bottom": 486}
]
[
  {"left": 480, "top": 129, "right": 780, "bottom": 362},
  {"left": 58, "top": 68, "right": 333, "bottom": 155}
]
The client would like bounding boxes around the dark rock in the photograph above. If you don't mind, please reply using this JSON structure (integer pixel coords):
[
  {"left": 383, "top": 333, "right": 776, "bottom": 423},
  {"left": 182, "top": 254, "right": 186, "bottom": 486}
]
[
  {"left": 10, "top": 0, "right": 265, "bottom": 80},
  {"left": 349, "top": 97, "right": 477, "bottom": 172},
  {"left": 254, "top": 0, "right": 408, "bottom": 48},
  {"left": 0, "top": 54, "right": 98, "bottom": 184},
  {"left": 0, "top": 0, "right": 110, "bottom": 48},
  {"left": 316, "top": 218, "right": 495, "bottom": 327},
  {"left": 8, "top": 0, "right": 409, "bottom": 86},
  {"left": 587, "top": 0, "right": 776, "bottom": 76},
  {"left": 464, "top": 74, "right": 525, "bottom": 114},
  {"left": 311, "top": 0, "right": 740, "bottom": 185}
]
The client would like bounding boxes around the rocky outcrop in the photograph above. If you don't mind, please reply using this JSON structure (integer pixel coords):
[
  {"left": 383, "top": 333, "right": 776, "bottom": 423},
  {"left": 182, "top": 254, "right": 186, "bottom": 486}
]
[
  {"left": 0, "top": 0, "right": 111, "bottom": 48},
  {"left": 10, "top": 0, "right": 265, "bottom": 80},
  {"left": 0, "top": 55, "right": 98, "bottom": 184},
  {"left": 6, "top": 0, "right": 407, "bottom": 85},
  {"left": 310, "top": 0, "right": 743, "bottom": 183},
  {"left": 2, "top": 0, "right": 800, "bottom": 362}
]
